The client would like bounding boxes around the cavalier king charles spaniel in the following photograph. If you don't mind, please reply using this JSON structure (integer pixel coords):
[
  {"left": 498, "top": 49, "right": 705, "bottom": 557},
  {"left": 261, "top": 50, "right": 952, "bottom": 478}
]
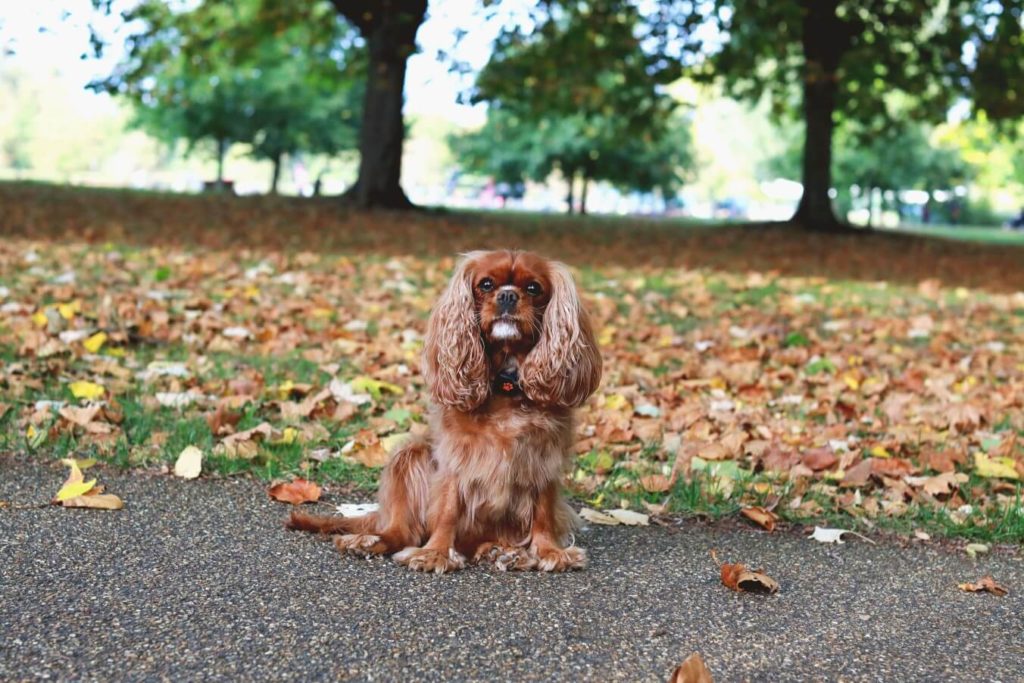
[{"left": 288, "top": 250, "right": 602, "bottom": 573}]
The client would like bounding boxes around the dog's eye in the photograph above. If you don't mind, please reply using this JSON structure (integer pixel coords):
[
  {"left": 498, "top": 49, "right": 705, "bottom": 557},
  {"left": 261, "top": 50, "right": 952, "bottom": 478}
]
[
  {"left": 478, "top": 278, "right": 495, "bottom": 292},
  {"left": 525, "top": 282, "right": 542, "bottom": 296}
]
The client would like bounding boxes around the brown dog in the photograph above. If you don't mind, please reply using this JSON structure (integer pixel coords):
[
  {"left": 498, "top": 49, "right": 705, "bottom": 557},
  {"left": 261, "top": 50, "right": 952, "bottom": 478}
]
[{"left": 288, "top": 250, "right": 601, "bottom": 573}]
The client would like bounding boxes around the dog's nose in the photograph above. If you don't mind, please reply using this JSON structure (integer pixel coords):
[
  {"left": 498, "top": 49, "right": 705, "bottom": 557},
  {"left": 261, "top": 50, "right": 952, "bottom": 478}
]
[{"left": 497, "top": 289, "right": 519, "bottom": 312}]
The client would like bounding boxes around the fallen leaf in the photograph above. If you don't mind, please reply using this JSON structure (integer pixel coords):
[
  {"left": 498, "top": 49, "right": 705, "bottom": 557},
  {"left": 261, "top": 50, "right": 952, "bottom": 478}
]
[
  {"left": 58, "top": 404, "right": 102, "bottom": 427},
  {"left": 83, "top": 331, "right": 107, "bottom": 353},
  {"left": 640, "top": 473, "right": 674, "bottom": 493},
  {"left": 174, "top": 445, "right": 203, "bottom": 479},
  {"left": 740, "top": 506, "right": 778, "bottom": 532},
  {"left": 336, "top": 503, "right": 379, "bottom": 517},
  {"left": 711, "top": 550, "right": 779, "bottom": 594},
  {"left": 964, "top": 543, "right": 989, "bottom": 558},
  {"left": 61, "top": 493, "right": 124, "bottom": 510},
  {"left": 268, "top": 478, "right": 321, "bottom": 505},
  {"left": 55, "top": 477, "right": 96, "bottom": 501},
  {"left": 958, "top": 576, "right": 1007, "bottom": 596},
  {"left": 69, "top": 380, "right": 105, "bottom": 400},
  {"left": 973, "top": 452, "right": 1020, "bottom": 480},
  {"left": 802, "top": 447, "right": 837, "bottom": 471},
  {"left": 809, "top": 526, "right": 875, "bottom": 544},
  {"left": 606, "top": 509, "right": 650, "bottom": 526},
  {"left": 669, "top": 652, "right": 714, "bottom": 683},
  {"left": 579, "top": 507, "right": 620, "bottom": 525}
]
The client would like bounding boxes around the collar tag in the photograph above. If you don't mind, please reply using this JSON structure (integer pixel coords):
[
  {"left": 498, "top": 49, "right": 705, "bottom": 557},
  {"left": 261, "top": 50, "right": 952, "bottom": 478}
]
[{"left": 495, "top": 369, "right": 520, "bottom": 394}]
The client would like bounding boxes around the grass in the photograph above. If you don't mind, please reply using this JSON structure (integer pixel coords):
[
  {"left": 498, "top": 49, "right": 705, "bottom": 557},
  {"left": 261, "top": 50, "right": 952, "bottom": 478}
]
[{"left": 1, "top": 181, "right": 1022, "bottom": 544}]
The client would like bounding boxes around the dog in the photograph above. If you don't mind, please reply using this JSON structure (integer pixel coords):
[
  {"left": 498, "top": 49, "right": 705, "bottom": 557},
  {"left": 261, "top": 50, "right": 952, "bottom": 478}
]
[{"left": 288, "top": 250, "right": 602, "bottom": 573}]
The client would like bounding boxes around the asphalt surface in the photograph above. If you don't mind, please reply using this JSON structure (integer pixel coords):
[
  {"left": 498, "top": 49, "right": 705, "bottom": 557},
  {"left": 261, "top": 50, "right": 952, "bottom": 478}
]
[{"left": 2, "top": 455, "right": 1022, "bottom": 683}]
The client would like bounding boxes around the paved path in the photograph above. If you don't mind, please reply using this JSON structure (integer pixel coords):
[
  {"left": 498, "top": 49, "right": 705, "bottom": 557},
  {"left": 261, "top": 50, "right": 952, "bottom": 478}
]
[{"left": 2, "top": 456, "right": 1022, "bottom": 682}]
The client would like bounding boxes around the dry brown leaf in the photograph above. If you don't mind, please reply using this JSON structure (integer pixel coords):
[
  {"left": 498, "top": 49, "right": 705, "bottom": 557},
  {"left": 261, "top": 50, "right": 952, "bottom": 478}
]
[
  {"left": 802, "top": 448, "right": 837, "bottom": 471},
  {"left": 958, "top": 576, "right": 1008, "bottom": 596},
  {"left": 61, "top": 493, "right": 124, "bottom": 510},
  {"left": 668, "top": 652, "right": 714, "bottom": 683},
  {"left": 740, "top": 506, "right": 778, "bottom": 532},
  {"left": 268, "top": 478, "right": 322, "bottom": 505},
  {"left": 711, "top": 549, "right": 779, "bottom": 594}
]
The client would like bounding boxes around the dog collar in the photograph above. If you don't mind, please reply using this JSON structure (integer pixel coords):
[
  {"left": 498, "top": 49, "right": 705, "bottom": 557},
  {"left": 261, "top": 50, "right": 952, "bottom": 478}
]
[{"left": 494, "top": 368, "right": 521, "bottom": 394}]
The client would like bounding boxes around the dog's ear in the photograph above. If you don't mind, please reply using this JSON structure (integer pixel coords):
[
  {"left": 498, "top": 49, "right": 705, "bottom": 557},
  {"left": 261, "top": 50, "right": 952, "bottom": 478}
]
[
  {"left": 422, "top": 253, "right": 489, "bottom": 411},
  {"left": 520, "top": 262, "right": 602, "bottom": 408}
]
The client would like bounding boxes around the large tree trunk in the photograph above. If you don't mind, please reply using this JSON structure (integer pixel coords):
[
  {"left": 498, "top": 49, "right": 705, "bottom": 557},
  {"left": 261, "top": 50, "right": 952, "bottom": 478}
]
[
  {"left": 270, "top": 153, "right": 282, "bottom": 195},
  {"left": 580, "top": 174, "right": 590, "bottom": 215},
  {"left": 791, "top": 0, "right": 852, "bottom": 232},
  {"left": 334, "top": 0, "right": 427, "bottom": 210}
]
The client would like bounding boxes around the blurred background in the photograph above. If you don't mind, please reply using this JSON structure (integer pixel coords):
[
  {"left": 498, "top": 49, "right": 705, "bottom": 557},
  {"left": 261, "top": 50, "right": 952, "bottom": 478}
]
[{"left": 1, "top": 0, "right": 1022, "bottom": 229}]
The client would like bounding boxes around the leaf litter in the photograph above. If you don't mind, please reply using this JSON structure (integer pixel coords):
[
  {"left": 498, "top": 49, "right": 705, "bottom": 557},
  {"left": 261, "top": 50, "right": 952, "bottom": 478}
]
[{"left": 0, "top": 189, "right": 1022, "bottom": 538}]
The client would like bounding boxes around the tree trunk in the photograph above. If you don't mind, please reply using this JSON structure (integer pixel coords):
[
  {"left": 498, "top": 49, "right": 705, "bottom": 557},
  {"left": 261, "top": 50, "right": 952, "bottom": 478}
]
[
  {"left": 270, "top": 153, "right": 282, "bottom": 195},
  {"left": 580, "top": 174, "right": 590, "bottom": 215},
  {"left": 565, "top": 170, "right": 576, "bottom": 214},
  {"left": 791, "top": 0, "right": 852, "bottom": 232},
  {"left": 216, "top": 138, "right": 227, "bottom": 185},
  {"left": 335, "top": 1, "right": 427, "bottom": 210}
]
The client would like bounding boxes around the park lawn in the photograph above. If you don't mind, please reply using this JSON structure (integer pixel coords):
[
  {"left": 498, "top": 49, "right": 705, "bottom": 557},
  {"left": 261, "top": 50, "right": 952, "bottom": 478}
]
[{"left": 1, "top": 182, "right": 1023, "bottom": 543}]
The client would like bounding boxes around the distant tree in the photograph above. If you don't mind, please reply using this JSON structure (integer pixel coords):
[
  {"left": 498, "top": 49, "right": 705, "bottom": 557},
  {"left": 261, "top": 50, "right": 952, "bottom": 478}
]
[
  {"left": 326, "top": 0, "right": 427, "bottom": 208},
  {"left": 91, "top": 0, "right": 362, "bottom": 191},
  {"left": 463, "top": 1, "right": 692, "bottom": 213},
  {"left": 692, "top": 0, "right": 1024, "bottom": 231},
  {"left": 768, "top": 120, "right": 969, "bottom": 225}
]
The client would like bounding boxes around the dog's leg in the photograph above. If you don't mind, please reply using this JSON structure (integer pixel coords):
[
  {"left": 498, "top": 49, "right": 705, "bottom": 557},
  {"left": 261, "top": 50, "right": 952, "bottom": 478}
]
[
  {"left": 529, "top": 483, "right": 587, "bottom": 572},
  {"left": 393, "top": 476, "right": 466, "bottom": 574}
]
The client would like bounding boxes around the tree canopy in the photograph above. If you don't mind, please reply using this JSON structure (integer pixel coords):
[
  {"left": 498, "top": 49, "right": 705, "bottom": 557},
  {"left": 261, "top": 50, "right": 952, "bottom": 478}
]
[
  {"left": 462, "top": 1, "right": 693, "bottom": 212},
  {"left": 92, "top": 0, "right": 363, "bottom": 191}
]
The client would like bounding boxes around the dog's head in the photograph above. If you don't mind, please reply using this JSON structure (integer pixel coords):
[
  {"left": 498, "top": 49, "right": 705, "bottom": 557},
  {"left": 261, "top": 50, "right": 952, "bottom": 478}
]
[{"left": 422, "top": 250, "right": 601, "bottom": 411}]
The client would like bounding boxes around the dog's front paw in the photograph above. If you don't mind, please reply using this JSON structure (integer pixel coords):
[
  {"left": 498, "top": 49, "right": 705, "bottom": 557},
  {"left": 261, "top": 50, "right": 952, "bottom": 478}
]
[
  {"left": 393, "top": 546, "right": 466, "bottom": 574},
  {"left": 474, "top": 543, "right": 538, "bottom": 571},
  {"left": 333, "top": 534, "right": 386, "bottom": 556},
  {"left": 534, "top": 545, "right": 587, "bottom": 572}
]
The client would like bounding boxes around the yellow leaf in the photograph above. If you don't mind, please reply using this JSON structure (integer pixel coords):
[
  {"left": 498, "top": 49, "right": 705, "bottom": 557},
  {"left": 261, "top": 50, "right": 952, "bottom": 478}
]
[
  {"left": 598, "top": 326, "right": 617, "bottom": 346},
  {"left": 380, "top": 432, "right": 413, "bottom": 454},
  {"left": 870, "top": 445, "right": 891, "bottom": 459},
  {"left": 275, "top": 427, "right": 298, "bottom": 445},
  {"left": 603, "top": 394, "right": 630, "bottom": 411},
  {"left": 69, "top": 380, "right": 105, "bottom": 400},
  {"left": 276, "top": 380, "right": 295, "bottom": 399},
  {"left": 243, "top": 286, "right": 260, "bottom": 299},
  {"left": 83, "top": 331, "right": 107, "bottom": 353},
  {"left": 56, "top": 478, "right": 96, "bottom": 501},
  {"left": 842, "top": 373, "right": 860, "bottom": 391},
  {"left": 57, "top": 300, "right": 81, "bottom": 320},
  {"left": 311, "top": 307, "right": 334, "bottom": 318},
  {"left": 60, "top": 457, "right": 97, "bottom": 470},
  {"left": 973, "top": 452, "right": 1020, "bottom": 480},
  {"left": 351, "top": 376, "right": 404, "bottom": 398},
  {"left": 32, "top": 310, "right": 48, "bottom": 327}
]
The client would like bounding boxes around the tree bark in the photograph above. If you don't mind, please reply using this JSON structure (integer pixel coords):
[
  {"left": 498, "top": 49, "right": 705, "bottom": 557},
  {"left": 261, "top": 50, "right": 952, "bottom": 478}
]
[
  {"left": 333, "top": 0, "right": 426, "bottom": 210},
  {"left": 270, "top": 153, "right": 282, "bottom": 195},
  {"left": 565, "top": 169, "right": 576, "bottom": 214},
  {"left": 580, "top": 174, "right": 590, "bottom": 215},
  {"left": 791, "top": 0, "right": 853, "bottom": 232},
  {"left": 216, "top": 138, "right": 227, "bottom": 185}
]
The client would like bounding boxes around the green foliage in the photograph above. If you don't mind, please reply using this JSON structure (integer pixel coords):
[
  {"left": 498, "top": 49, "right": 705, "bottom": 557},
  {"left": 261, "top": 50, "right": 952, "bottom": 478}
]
[
  {"left": 91, "top": 0, "right": 363, "bottom": 185},
  {"left": 460, "top": 1, "right": 693, "bottom": 201},
  {"left": 698, "top": 0, "right": 1024, "bottom": 128}
]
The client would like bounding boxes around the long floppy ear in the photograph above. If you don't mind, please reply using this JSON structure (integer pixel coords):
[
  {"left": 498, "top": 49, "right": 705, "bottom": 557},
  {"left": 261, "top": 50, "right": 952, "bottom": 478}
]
[
  {"left": 421, "top": 253, "right": 489, "bottom": 412},
  {"left": 520, "top": 262, "right": 602, "bottom": 408}
]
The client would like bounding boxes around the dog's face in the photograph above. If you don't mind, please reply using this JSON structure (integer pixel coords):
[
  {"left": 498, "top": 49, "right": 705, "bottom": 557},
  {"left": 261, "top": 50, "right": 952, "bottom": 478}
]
[
  {"left": 423, "top": 250, "right": 602, "bottom": 411},
  {"left": 470, "top": 250, "right": 552, "bottom": 349}
]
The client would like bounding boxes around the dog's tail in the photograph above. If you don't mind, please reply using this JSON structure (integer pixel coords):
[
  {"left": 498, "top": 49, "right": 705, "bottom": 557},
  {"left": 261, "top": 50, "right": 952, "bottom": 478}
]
[{"left": 286, "top": 509, "right": 380, "bottom": 536}]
